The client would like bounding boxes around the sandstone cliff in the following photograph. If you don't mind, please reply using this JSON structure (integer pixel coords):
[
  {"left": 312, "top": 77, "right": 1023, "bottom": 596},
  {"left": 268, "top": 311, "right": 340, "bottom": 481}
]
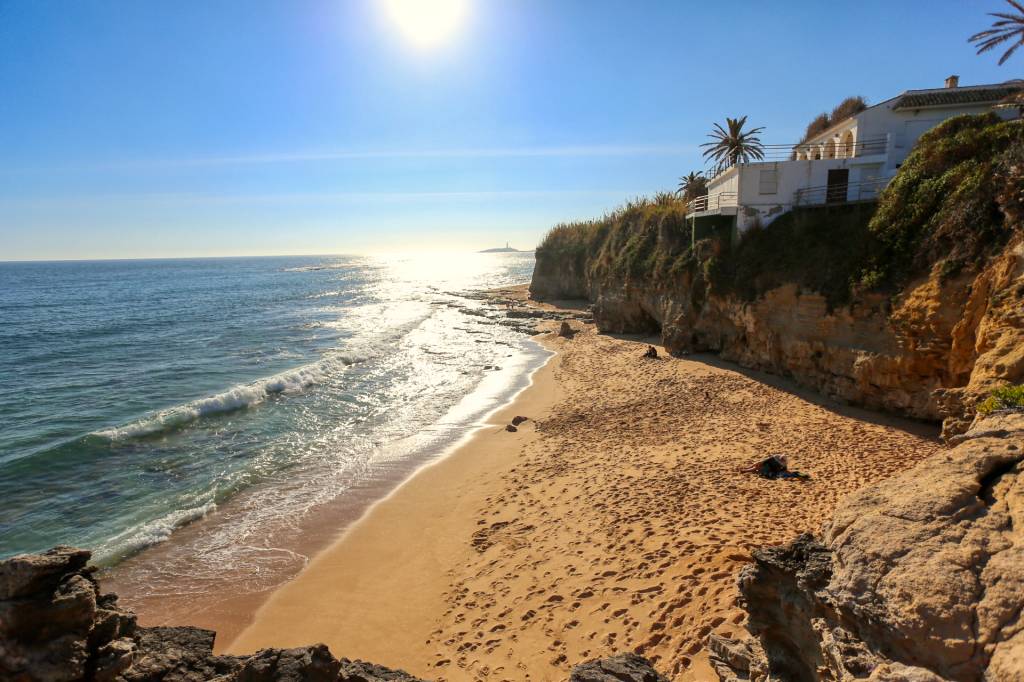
[
  {"left": 531, "top": 115, "right": 1024, "bottom": 438},
  {"left": 709, "top": 410, "right": 1024, "bottom": 682}
]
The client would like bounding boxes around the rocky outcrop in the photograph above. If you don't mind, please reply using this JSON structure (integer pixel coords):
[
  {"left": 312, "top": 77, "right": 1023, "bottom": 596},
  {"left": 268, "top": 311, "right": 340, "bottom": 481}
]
[
  {"left": 1, "top": 547, "right": 666, "bottom": 681},
  {"left": 568, "top": 653, "right": 668, "bottom": 682},
  {"left": 532, "top": 231, "right": 1024, "bottom": 440},
  {"left": 711, "top": 412, "right": 1024, "bottom": 682},
  {"left": 0, "top": 546, "right": 136, "bottom": 681},
  {"left": 531, "top": 253, "right": 590, "bottom": 301},
  {"left": 0, "top": 546, "right": 425, "bottom": 682}
]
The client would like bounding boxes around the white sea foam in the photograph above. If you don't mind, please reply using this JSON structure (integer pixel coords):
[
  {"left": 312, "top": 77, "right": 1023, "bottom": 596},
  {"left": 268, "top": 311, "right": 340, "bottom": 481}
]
[
  {"left": 281, "top": 263, "right": 354, "bottom": 273},
  {"left": 92, "top": 357, "right": 351, "bottom": 441},
  {"left": 88, "top": 309, "right": 431, "bottom": 442},
  {"left": 95, "top": 501, "right": 218, "bottom": 565}
]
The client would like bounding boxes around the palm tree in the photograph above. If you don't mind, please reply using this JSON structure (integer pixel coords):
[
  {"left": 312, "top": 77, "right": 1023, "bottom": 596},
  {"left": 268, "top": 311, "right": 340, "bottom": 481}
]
[
  {"left": 970, "top": 0, "right": 1024, "bottom": 65},
  {"left": 676, "top": 172, "right": 707, "bottom": 201},
  {"left": 700, "top": 116, "right": 765, "bottom": 172}
]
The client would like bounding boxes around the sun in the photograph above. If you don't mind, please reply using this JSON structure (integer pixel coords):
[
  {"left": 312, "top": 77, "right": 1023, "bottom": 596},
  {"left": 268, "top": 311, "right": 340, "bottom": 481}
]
[{"left": 381, "top": 0, "right": 469, "bottom": 48}]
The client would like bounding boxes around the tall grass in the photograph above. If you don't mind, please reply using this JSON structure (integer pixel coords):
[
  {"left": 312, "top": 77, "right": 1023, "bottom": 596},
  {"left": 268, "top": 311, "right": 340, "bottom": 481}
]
[{"left": 537, "top": 192, "right": 691, "bottom": 280}]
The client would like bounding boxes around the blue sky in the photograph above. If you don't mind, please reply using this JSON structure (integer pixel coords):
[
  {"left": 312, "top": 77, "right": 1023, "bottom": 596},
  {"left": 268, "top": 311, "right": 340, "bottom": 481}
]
[{"left": 0, "top": 0, "right": 1020, "bottom": 260}]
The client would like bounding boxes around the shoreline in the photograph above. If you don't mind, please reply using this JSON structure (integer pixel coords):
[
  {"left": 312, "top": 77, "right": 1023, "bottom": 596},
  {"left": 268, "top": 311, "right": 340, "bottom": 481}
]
[
  {"left": 102, "top": 288, "right": 554, "bottom": 650},
  {"left": 224, "top": 328, "right": 565, "bottom": 660},
  {"left": 224, "top": 293, "right": 942, "bottom": 680}
]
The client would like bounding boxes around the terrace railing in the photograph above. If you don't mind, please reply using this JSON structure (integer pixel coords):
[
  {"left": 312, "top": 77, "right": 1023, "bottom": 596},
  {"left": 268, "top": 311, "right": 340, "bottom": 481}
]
[
  {"left": 703, "top": 136, "right": 888, "bottom": 178},
  {"left": 687, "top": 191, "right": 737, "bottom": 214},
  {"left": 784, "top": 135, "right": 888, "bottom": 161},
  {"left": 793, "top": 177, "right": 890, "bottom": 207}
]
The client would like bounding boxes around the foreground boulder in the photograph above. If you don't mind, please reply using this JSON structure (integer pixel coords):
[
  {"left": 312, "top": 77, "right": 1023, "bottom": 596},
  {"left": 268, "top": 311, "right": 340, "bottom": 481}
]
[
  {"left": 712, "top": 411, "right": 1024, "bottom": 682},
  {"left": 568, "top": 653, "right": 667, "bottom": 682},
  {"left": 0, "top": 546, "right": 136, "bottom": 681},
  {"left": 0, "top": 546, "right": 424, "bottom": 682}
]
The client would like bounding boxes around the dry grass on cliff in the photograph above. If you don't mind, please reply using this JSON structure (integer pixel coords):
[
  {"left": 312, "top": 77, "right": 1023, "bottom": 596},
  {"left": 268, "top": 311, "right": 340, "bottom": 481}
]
[{"left": 538, "top": 192, "right": 691, "bottom": 280}]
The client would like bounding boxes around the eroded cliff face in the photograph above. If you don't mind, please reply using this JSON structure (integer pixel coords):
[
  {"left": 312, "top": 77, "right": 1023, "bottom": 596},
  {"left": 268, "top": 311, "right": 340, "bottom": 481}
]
[
  {"left": 531, "top": 232, "right": 1024, "bottom": 438},
  {"left": 709, "top": 411, "right": 1024, "bottom": 682}
]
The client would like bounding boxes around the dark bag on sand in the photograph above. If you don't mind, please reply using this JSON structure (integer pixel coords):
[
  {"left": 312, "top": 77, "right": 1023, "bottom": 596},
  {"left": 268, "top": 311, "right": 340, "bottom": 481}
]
[{"left": 756, "top": 455, "right": 811, "bottom": 481}]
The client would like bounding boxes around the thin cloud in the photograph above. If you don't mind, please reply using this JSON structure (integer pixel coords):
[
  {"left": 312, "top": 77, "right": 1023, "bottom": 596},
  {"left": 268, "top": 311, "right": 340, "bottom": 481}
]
[
  {"left": 8, "top": 144, "right": 697, "bottom": 174},
  {"left": 0, "top": 188, "right": 646, "bottom": 206},
  {"left": 161, "top": 144, "right": 696, "bottom": 167}
]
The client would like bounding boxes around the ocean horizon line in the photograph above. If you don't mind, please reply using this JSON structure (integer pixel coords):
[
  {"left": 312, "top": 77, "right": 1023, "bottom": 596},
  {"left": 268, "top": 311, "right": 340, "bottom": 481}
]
[{"left": 0, "top": 249, "right": 536, "bottom": 265}]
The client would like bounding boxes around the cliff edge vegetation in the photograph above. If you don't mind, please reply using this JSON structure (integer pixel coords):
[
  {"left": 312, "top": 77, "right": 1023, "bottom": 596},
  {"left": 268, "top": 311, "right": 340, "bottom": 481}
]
[{"left": 532, "top": 114, "right": 1024, "bottom": 437}]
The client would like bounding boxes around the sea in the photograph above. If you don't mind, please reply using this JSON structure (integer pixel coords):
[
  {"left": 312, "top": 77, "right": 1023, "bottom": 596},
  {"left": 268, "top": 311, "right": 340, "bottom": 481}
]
[{"left": 0, "top": 253, "right": 544, "bottom": 613}]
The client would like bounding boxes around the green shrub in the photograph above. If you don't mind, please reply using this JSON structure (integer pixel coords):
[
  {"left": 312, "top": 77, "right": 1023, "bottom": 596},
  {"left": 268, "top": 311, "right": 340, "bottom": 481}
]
[
  {"left": 708, "top": 201, "right": 878, "bottom": 309},
  {"left": 976, "top": 384, "right": 1024, "bottom": 415},
  {"left": 862, "top": 113, "right": 1024, "bottom": 291}
]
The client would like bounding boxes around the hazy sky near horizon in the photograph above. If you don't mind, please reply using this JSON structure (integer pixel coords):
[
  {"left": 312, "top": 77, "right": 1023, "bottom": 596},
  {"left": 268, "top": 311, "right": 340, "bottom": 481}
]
[{"left": 0, "top": 0, "right": 1020, "bottom": 261}]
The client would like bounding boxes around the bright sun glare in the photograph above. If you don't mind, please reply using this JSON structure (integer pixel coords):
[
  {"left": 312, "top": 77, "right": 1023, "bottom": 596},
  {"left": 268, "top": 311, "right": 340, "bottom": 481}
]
[{"left": 381, "top": 0, "right": 469, "bottom": 48}]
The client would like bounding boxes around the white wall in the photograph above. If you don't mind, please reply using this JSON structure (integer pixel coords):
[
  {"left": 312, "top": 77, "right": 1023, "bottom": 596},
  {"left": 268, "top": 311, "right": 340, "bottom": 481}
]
[
  {"left": 854, "top": 100, "right": 1014, "bottom": 171},
  {"left": 707, "top": 167, "right": 739, "bottom": 196},
  {"left": 732, "top": 99, "right": 1016, "bottom": 232},
  {"left": 733, "top": 157, "right": 885, "bottom": 230}
]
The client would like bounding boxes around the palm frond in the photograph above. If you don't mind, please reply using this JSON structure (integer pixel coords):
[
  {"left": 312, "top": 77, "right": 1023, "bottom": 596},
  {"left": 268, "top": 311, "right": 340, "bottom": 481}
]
[
  {"left": 700, "top": 116, "right": 766, "bottom": 168},
  {"left": 970, "top": 0, "right": 1024, "bottom": 64}
]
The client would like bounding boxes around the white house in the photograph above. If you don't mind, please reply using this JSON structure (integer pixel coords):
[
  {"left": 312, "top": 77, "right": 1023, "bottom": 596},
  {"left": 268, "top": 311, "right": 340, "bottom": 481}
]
[{"left": 687, "top": 77, "right": 1023, "bottom": 238}]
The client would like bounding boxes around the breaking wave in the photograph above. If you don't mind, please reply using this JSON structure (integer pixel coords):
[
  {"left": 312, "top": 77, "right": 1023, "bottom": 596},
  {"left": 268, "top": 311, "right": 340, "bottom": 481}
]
[
  {"left": 91, "top": 356, "right": 358, "bottom": 442},
  {"left": 94, "top": 502, "right": 219, "bottom": 565}
]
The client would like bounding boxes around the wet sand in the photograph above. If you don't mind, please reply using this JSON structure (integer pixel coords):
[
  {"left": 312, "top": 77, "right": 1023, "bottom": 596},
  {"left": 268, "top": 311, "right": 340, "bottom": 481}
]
[{"left": 227, "top": 292, "right": 942, "bottom": 680}]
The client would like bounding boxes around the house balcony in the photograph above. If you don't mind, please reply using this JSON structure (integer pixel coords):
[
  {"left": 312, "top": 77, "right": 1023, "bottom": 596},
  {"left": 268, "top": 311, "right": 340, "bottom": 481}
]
[
  {"left": 686, "top": 191, "right": 737, "bottom": 218},
  {"left": 793, "top": 176, "right": 890, "bottom": 206},
  {"left": 788, "top": 135, "right": 888, "bottom": 162},
  {"left": 702, "top": 135, "right": 890, "bottom": 180}
]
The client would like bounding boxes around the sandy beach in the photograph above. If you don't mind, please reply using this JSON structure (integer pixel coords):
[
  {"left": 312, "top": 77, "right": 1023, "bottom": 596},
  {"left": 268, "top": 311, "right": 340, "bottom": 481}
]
[{"left": 223, "top": 288, "right": 943, "bottom": 681}]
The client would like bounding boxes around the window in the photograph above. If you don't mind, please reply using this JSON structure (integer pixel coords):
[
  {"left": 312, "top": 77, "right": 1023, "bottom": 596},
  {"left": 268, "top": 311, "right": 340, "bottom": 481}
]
[{"left": 758, "top": 169, "right": 778, "bottom": 195}]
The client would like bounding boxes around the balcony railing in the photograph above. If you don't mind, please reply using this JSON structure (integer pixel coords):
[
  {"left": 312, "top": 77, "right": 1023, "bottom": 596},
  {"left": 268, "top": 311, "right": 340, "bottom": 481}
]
[
  {"left": 785, "top": 135, "right": 888, "bottom": 160},
  {"left": 793, "top": 177, "right": 890, "bottom": 207},
  {"left": 687, "top": 191, "right": 737, "bottom": 214},
  {"left": 703, "top": 136, "right": 888, "bottom": 178}
]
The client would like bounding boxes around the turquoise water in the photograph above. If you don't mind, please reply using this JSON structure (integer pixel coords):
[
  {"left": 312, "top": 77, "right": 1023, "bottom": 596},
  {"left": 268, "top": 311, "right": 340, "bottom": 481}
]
[{"left": 0, "top": 253, "right": 539, "bottom": 569}]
